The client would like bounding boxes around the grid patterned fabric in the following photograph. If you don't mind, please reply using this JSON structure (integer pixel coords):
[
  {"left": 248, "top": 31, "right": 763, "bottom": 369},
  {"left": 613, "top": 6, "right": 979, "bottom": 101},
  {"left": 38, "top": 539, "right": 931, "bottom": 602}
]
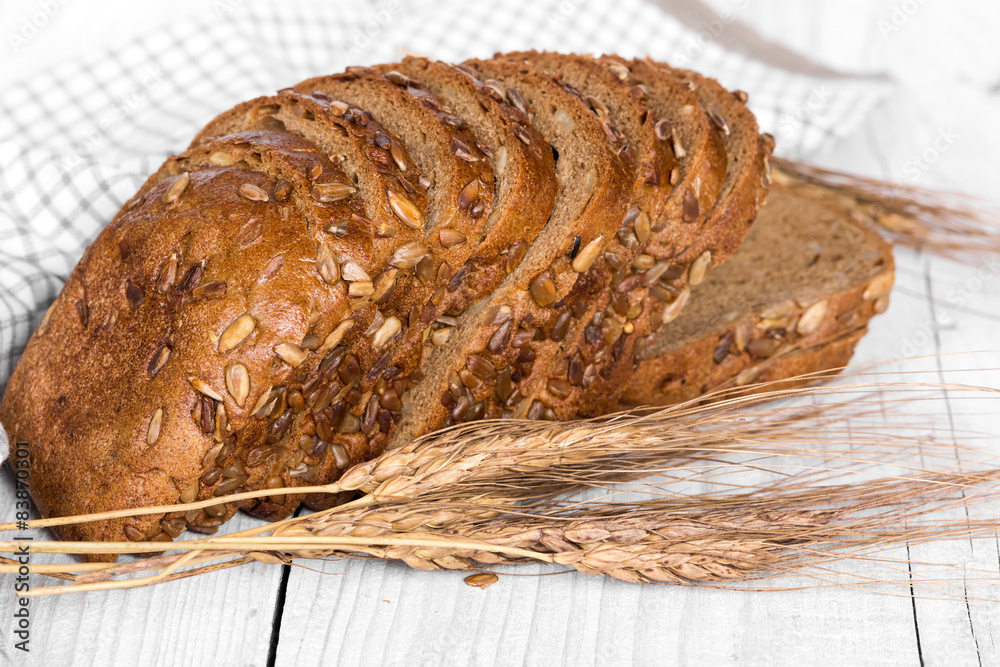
[{"left": 0, "top": 0, "right": 890, "bottom": 447}]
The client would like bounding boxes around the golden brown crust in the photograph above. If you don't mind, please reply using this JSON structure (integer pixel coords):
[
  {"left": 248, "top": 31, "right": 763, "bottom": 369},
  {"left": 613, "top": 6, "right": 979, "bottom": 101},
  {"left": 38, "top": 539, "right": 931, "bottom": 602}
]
[{"left": 0, "top": 132, "right": 369, "bottom": 545}]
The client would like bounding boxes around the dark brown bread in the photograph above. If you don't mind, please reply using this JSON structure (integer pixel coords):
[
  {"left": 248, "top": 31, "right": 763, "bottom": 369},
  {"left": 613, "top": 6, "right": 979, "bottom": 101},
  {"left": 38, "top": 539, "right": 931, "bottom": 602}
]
[
  {"left": 1, "top": 54, "right": 785, "bottom": 553},
  {"left": 621, "top": 185, "right": 894, "bottom": 406}
]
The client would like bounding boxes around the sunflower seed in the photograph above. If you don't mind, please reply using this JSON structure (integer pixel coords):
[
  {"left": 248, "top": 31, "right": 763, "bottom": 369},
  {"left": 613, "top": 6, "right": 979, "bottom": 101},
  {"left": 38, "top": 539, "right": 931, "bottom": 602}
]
[
  {"left": 312, "top": 182, "right": 355, "bottom": 203},
  {"left": 272, "top": 178, "right": 293, "bottom": 200},
  {"left": 163, "top": 172, "right": 190, "bottom": 203},
  {"left": 547, "top": 379, "right": 572, "bottom": 399},
  {"left": 218, "top": 313, "right": 256, "bottom": 353},
  {"left": 634, "top": 211, "right": 651, "bottom": 245},
  {"left": 189, "top": 376, "right": 223, "bottom": 401},
  {"left": 275, "top": 343, "right": 307, "bottom": 367},
  {"left": 713, "top": 331, "right": 734, "bottom": 364},
  {"left": 238, "top": 183, "right": 270, "bottom": 202},
  {"left": 250, "top": 387, "right": 275, "bottom": 417},
  {"left": 179, "top": 479, "right": 199, "bottom": 504},
  {"left": 605, "top": 61, "right": 629, "bottom": 80},
  {"left": 550, "top": 310, "right": 572, "bottom": 342},
  {"left": 225, "top": 363, "right": 250, "bottom": 407},
  {"left": 349, "top": 281, "right": 374, "bottom": 297},
  {"left": 123, "top": 525, "right": 144, "bottom": 541},
  {"left": 74, "top": 298, "right": 89, "bottom": 327},
  {"left": 654, "top": 119, "right": 672, "bottom": 141},
  {"left": 572, "top": 235, "right": 604, "bottom": 273},
  {"left": 209, "top": 151, "right": 236, "bottom": 166},
  {"left": 236, "top": 218, "right": 263, "bottom": 247},
  {"left": 439, "top": 228, "right": 466, "bottom": 248},
  {"left": 708, "top": 106, "right": 730, "bottom": 135},
  {"left": 797, "top": 300, "right": 828, "bottom": 335},
  {"left": 148, "top": 344, "right": 171, "bottom": 377},
  {"left": 450, "top": 136, "right": 479, "bottom": 162},
  {"left": 193, "top": 281, "right": 227, "bottom": 299},
  {"left": 383, "top": 70, "right": 412, "bottom": 86},
  {"left": 671, "top": 129, "right": 686, "bottom": 159},
  {"left": 341, "top": 260, "right": 370, "bottom": 282},
  {"left": 390, "top": 241, "right": 428, "bottom": 269},
  {"left": 863, "top": 273, "right": 894, "bottom": 301},
  {"left": 387, "top": 188, "right": 424, "bottom": 229},
  {"left": 319, "top": 322, "right": 352, "bottom": 352},
  {"left": 146, "top": 407, "right": 164, "bottom": 445},
  {"left": 457, "top": 179, "right": 480, "bottom": 210},
  {"left": 369, "top": 316, "right": 401, "bottom": 348},
  {"left": 388, "top": 141, "right": 408, "bottom": 171},
  {"left": 506, "top": 240, "right": 527, "bottom": 273},
  {"left": 317, "top": 243, "right": 340, "bottom": 284},
  {"left": 683, "top": 189, "right": 699, "bottom": 223},
  {"left": 101, "top": 305, "right": 119, "bottom": 333},
  {"left": 158, "top": 254, "right": 179, "bottom": 293},
  {"left": 214, "top": 403, "right": 229, "bottom": 442},
  {"left": 747, "top": 338, "right": 780, "bottom": 359},
  {"left": 431, "top": 327, "right": 452, "bottom": 347},
  {"left": 529, "top": 276, "right": 557, "bottom": 307},
  {"left": 126, "top": 281, "right": 144, "bottom": 309},
  {"left": 661, "top": 288, "right": 690, "bottom": 326},
  {"left": 688, "top": 251, "right": 711, "bottom": 286}
]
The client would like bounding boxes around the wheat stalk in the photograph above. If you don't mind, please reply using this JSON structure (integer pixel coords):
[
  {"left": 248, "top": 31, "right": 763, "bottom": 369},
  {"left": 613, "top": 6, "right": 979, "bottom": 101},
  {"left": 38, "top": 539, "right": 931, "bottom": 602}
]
[
  {"left": 4, "top": 375, "right": 1000, "bottom": 596},
  {"left": 773, "top": 157, "right": 1000, "bottom": 259}
]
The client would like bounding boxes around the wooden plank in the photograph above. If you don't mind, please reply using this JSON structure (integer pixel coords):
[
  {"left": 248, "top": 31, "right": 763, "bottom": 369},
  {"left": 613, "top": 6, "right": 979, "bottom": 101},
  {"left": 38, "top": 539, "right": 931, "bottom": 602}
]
[{"left": 0, "top": 477, "right": 283, "bottom": 666}]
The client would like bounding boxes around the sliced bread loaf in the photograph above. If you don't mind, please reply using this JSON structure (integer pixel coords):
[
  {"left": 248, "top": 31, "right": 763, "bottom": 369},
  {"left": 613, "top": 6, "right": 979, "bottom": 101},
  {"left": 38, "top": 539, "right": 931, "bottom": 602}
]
[{"left": 622, "top": 185, "right": 894, "bottom": 406}]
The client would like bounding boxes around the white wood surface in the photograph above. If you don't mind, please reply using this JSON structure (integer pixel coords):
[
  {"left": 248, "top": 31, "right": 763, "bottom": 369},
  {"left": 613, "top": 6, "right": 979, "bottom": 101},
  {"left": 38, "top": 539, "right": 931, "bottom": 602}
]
[{"left": 3, "top": 1, "right": 1000, "bottom": 665}]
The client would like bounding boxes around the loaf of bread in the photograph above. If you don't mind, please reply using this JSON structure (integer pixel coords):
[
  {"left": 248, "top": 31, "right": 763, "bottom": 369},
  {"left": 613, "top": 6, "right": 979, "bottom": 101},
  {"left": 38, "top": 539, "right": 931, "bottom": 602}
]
[{"left": 1, "top": 52, "right": 777, "bottom": 549}]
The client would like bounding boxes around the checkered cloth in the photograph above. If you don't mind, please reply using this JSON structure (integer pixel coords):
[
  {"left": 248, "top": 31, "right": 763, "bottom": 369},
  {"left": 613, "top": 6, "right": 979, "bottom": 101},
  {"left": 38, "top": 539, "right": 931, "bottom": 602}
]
[{"left": 0, "top": 0, "right": 891, "bottom": 456}]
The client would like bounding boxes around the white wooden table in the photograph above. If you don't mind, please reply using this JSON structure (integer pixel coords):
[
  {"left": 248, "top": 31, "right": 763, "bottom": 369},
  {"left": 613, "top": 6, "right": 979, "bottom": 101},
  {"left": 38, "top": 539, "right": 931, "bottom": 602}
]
[{"left": 2, "top": 1, "right": 1000, "bottom": 664}]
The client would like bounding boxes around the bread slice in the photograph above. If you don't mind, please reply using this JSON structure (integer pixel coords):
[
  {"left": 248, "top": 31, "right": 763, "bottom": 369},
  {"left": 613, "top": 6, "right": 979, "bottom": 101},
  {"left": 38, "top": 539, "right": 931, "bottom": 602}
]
[
  {"left": 387, "top": 57, "right": 633, "bottom": 442},
  {"left": 292, "top": 68, "right": 505, "bottom": 316},
  {"left": 652, "top": 58, "right": 773, "bottom": 265},
  {"left": 622, "top": 185, "right": 894, "bottom": 406},
  {"left": 371, "top": 57, "right": 559, "bottom": 309},
  {"left": 497, "top": 52, "right": 744, "bottom": 418}
]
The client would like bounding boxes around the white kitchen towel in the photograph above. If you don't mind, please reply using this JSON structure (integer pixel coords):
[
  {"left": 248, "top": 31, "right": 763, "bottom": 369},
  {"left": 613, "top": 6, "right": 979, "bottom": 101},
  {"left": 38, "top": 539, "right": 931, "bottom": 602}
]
[{"left": 0, "top": 0, "right": 891, "bottom": 442}]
